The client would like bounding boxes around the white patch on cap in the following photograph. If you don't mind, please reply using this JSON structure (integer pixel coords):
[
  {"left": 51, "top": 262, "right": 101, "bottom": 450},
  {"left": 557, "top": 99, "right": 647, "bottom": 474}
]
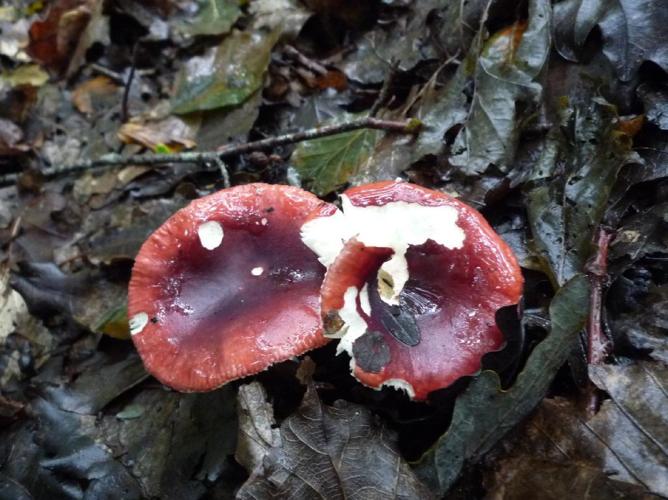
[
  {"left": 260, "top": 218, "right": 268, "bottom": 226},
  {"left": 251, "top": 266, "right": 264, "bottom": 276},
  {"left": 198, "top": 221, "right": 224, "bottom": 250},
  {"left": 381, "top": 379, "right": 416, "bottom": 398},
  {"left": 129, "top": 312, "right": 149, "bottom": 336},
  {"left": 334, "top": 286, "right": 369, "bottom": 355}
]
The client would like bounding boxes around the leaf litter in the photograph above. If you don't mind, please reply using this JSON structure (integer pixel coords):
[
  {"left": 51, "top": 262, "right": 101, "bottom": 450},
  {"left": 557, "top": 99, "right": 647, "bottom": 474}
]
[{"left": 0, "top": 0, "right": 667, "bottom": 498}]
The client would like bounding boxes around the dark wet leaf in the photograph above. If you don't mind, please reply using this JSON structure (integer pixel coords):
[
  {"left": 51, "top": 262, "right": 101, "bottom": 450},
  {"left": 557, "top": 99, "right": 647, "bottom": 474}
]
[
  {"left": 449, "top": 0, "right": 551, "bottom": 175},
  {"left": 498, "top": 360, "right": 668, "bottom": 497},
  {"left": 638, "top": 83, "right": 668, "bottom": 131},
  {"left": 415, "top": 274, "right": 590, "bottom": 496},
  {"left": 486, "top": 457, "right": 654, "bottom": 499},
  {"left": 43, "top": 354, "right": 148, "bottom": 415},
  {"left": 526, "top": 98, "right": 632, "bottom": 285},
  {"left": 0, "top": 397, "right": 142, "bottom": 499},
  {"left": 107, "top": 388, "right": 238, "bottom": 498},
  {"left": 11, "top": 262, "right": 128, "bottom": 335},
  {"left": 611, "top": 283, "right": 668, "bottom": 363},
  {"left": 292, "top": 113, "right": 380, "bottom": 195},
  {"left": 353, "top": 60, "right": 471, "bottom": 184},
  {"left": 553, "top": 0, "right": 668, "bottom": 81},
  {"left": 237, "top": 384, "right": 433, "bottom": 499},
  {"left": 340, "top": 0, "right": 445, "bottom": 84}
]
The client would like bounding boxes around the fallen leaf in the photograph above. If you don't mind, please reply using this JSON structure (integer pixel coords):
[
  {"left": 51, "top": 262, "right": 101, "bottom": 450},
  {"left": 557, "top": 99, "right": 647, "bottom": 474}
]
[
  {"left": 0, "top": 64, "right": 50, "bottom": 89},
  {"left": 415, "top": 274, "right": 590, "bottom": 496},
  {"left": 486, "top": 457, "right": 654, "bottom": 500},
  {"left": 118, "top": 116, "right": 198, "bottom": 152},
  {"left": 495, "top": 359, "right": 668, "bottom": 498},
  {"left": 237, "top": 383, "right": 434, "bottom": 499},
  {"left": 449, "top": 0, "right": 551, "bottom": 175},
  {"left": 171, "top": 29, "right": 278, "bottom": 114},
  {"left": 235, "top": 382, "right": 281, "bottom": 473},
  {"left": 638, "top": 82, "right": 668, "bottom": 131},
  {"left": 72, "top": 76, "right": 120, "bottom": 115},
  {"left": 526, "top": 98, "right": 633, "bottom": 285},
  {"left": 27, "top": 0, "right": 91, "bottom": 75},
  {"left": 292, "top": 113, "right": 380, "bottom": 195},
  {"left": 553, "top": 0, "right": 668, "bottom": 81},
  {"left": 179, "top": 0, "right": 242, "bottom": 37}
]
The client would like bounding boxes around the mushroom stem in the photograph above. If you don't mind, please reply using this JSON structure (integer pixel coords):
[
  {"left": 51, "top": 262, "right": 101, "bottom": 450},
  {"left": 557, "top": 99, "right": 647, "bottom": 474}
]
[{"left": 0, "top": 117, "right": 422, "bottom": 186}]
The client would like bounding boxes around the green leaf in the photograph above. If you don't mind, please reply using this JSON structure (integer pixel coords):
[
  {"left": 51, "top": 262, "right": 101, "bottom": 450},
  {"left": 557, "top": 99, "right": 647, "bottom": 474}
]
[
  {"left": 292, "top": 115, "right": 381, "bottom": 196},
  {"left": 180, "top": 0, "right": 241, "bottom": 37},
  {"left": 171, "top": 29, "right": 279, "bottom": 114},
  {"left": 526, "top": 97, "right": 632, "bottom": 285},
  {"left": 449, "top": 0, "right": 551, "bottom": 174},
  {"left": 414, "top": 274, "right": 590, "bottom": 496}
]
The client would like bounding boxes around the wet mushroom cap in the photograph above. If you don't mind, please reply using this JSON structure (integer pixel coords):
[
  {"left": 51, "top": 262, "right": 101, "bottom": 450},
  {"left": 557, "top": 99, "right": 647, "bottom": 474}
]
[
  {"left": 128, "top": 183, "right": 336, "bottom": 391},
  {"left": 318, "top": 181, "right": 523, "bottom": 400}
]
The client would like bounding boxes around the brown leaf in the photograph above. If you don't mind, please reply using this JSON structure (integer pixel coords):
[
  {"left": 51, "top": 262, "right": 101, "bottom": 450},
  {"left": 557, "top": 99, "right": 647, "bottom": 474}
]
[
  {"left": 237, "top": 383, "right": 434, "bottom": 499},
  {"left": 486, "top": 458, "right": 655, "bottom": 500},
  {"left": 117, "top": 116, "right": 198, "bottom": 152},
  {"left": 27, "top": 0, "right": 90, "bottom": 74},
  {"left": 27, "top": 0, "right": 108, "bottom": 77},
  {"left": 71, "top": 76, "right": 120, "bottom": 115}
]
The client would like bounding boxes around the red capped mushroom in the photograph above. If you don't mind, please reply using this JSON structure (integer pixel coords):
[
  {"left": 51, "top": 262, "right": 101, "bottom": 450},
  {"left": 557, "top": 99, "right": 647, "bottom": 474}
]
[
  {"left": 301, "top": 181, "right": 523, "bottom": 400},
  {"left": 128, "top": 183, "right": 337, "bottom": 391}
]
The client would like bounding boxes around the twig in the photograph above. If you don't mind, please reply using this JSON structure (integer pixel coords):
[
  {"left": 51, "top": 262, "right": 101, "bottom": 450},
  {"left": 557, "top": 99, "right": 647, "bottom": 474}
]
[
  {"left": 0, "top": 117, "right": 421, "bottom": 186},
  {"left": 369, "top": 59, "right": 400, "bottom": 117},
  {"left": 586, "top": 227, "right": 614, "bottom": 365},
  {"left": 121, "top": 44, "right": 138, "bottom": 123}
]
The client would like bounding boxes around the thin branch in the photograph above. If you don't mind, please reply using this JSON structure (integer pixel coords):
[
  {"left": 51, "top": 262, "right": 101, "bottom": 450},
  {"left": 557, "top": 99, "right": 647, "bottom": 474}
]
[
  {"left": 369, "top": 59, "right": 399, "bottom": 117},
  {"left": 121, "top": 44, "right": 138, "bottom": 124},
  {"left": 586, "top": 227, "right": 614, "bottom": 365},
  {"left": 0, "top": 117, "right": 421, "bottom": 187}
]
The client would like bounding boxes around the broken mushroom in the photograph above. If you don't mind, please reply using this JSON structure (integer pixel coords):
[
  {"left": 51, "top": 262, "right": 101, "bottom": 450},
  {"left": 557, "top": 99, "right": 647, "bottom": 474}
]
[
  {"left": 128, "top": 183, "right": 336, "bottom": 391},
  {"left": 302, "top": 181, "right": 523, "bottom": 400}
]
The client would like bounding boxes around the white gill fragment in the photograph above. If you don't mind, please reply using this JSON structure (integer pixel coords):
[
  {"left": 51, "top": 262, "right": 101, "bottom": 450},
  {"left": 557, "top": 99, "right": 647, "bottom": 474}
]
[
  {"left": 334, "top": 287, "right": 369, "bottom": 355},
  {"left": 129, "top": 312, "right": 149, "bottom": 336},
  {"left": 198, "top": 221, "right": 224, "bottom": 250},
  {"left": 300, "top": 209, "right": 349, "bottom": 267},
  {"left": 359, "top": 284, "right": 371, "bottom": 316},
  {"left": 251, "top": 267, "right": 264, "bottom": 276},
  {"left": 301, "top": 195, "right": 466, "bottom": 304}
]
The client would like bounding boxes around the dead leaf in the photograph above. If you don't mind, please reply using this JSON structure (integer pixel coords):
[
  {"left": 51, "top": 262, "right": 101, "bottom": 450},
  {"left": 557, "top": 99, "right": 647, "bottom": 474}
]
[
  {"left": 118, "top": 116, "right": 198, "bottom": 152},
  {"left": 72, "top": 76, "right": 120, "bottom": 115},
  {"left": 27, "top": 0, "right": 108, "bottom": 77},
  {"left": 236, "top": 382, "right": 281, "bottom": 473},
  {"left": 486, "top": 457, "right": 655, "bottom": 500},
  {"left": 237, "top": 383, "right": 434, "bottom": 499}
]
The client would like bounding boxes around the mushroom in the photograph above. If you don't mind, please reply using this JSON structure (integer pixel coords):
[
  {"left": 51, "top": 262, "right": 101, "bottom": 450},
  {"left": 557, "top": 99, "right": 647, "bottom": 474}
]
[
  {"left": 128, "top": 183, "right": 337, "bottom": 391},
  {"left": 301, "top": 181, "right": 523, "bottom": 400}
]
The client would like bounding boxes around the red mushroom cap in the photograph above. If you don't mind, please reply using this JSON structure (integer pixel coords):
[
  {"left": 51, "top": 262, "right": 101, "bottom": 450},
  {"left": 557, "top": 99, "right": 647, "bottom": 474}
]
[
  {"left": 128, "top": 183, "right": 336, "bottom": 391},
  {"left": 318, "top": 181, "right": 523, "bottom": 400}
]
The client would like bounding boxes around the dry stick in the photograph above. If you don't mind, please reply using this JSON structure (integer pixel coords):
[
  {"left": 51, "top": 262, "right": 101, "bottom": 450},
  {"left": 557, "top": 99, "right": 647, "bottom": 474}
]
[
  {"left": 369, "top": 59, "right": 400, "bottom": 117},
  {"left": 586, "top": 227, "right": 614, "bottom": 365},
  {"left": 120, "top": 44, "right": 138, "bottom": 124},
  {"left": 0, "top": 117, "right": 421, "bottom": 187}
]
